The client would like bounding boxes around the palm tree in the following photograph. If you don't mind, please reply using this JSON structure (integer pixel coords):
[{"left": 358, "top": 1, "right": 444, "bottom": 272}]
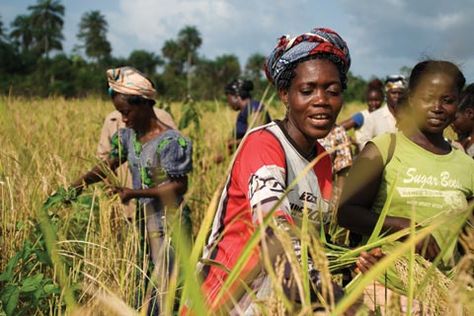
[
  {"left": 28, "top": 0, "right": 65, "bottom": 58},
  {"left": 128, "top": 50, "right": 163, "bottom": 76},
  {"left": 77, "top": 10, "right": 111, "bottom": 63},
  {"left": 177, "top": 26, "right": 202, "bottom": 60},
  {"left": 10, "top": 15, "right": 34, "bottom": 52},
  {"left": 177, "top": 26, "right": 202, "bottom": 95}
]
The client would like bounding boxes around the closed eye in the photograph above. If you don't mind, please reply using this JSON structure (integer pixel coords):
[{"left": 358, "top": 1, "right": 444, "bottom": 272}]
[
  {"left": 327, "top": 89, "right": 341, "bottom": 97},
  {"left": 442, "top": 96, "right": 456, "bottom": 104}
]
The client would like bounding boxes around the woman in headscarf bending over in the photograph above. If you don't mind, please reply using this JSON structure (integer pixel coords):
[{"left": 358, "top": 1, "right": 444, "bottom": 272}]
[
  {"left": 195, "top": 27, "right": 354, "bottom": 315},
  {"left": 70, "top": 67, "right": 192, "bottom": 303}
]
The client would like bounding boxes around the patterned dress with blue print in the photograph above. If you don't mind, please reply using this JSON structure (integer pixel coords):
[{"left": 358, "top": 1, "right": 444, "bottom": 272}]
[{"left": 109, "top": 128, "right": 192, "bottom": 233}]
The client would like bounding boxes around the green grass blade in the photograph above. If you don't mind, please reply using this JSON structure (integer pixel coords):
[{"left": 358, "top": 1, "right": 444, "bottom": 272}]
[
  {"left": 36, "top": 203, "right": 77, "bottom": 312},
  {"left": 406, "top": 205, "right": 416, "bottom": 315},
  {"left": 366, "top": 171, "right": 399, "bottom": 244}
]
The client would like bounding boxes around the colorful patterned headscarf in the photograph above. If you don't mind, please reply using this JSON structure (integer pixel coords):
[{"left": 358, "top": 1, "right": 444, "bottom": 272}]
[
  {"left": 384, "top": 74, "right": 407, "bottom": 92},
  {"left": 265, "top": 27, "right": 351, "bottom": 88},
  {"left": 107, "top": 67, "right": 156, "bottom": 100}
]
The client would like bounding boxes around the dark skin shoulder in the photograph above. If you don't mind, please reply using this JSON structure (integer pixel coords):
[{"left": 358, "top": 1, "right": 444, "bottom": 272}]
[{"left": 338, "top": 142, "right": 385, "bottom": 235}]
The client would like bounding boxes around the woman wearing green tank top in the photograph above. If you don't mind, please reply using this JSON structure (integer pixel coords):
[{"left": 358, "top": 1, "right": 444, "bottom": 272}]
[{"left": 338, "top": 60, "right": 473, "bottom": 313}]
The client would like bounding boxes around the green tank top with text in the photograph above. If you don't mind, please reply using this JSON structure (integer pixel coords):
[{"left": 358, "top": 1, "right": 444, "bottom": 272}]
[{"left": 370, "top": 132, "right": 474, "bottom": 266}]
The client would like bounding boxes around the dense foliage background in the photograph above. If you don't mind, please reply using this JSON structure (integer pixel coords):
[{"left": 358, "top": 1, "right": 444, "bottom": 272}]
[{"left": 0, "top": 0, "right": 370, "bottom": 102}]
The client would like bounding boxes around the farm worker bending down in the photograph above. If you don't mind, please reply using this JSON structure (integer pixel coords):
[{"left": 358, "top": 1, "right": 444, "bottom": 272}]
[
  {"left": 97, "top": 92, "right": 177, "bottom": 219},
  {"left": 191, "top": 27, "right": 358, "bottom": 315},
  {"left": 70, "top": 66, "right": 193, "bottom": 314},
  {"left": 338, "top": 60, "right": 474, "bottom": 314}
]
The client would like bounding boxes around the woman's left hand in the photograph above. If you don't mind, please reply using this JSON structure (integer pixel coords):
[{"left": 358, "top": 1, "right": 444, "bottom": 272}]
[
  {"left": 112, "top": 187, "right": 133, "bottom": 204},
  {"left": 355, "top": 247, "right": 384, "bottom": 274}
]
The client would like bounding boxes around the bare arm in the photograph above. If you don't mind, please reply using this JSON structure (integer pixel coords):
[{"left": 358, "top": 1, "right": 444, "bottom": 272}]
[
  {"left": 114, "top": 176, "right": 188, "bottom": 204},
  {"left": 338, "top": 142, "right": 441, "bottom": 260},
  {"left": 340, "top": 117, "right": 357, "bottom": 131},
  {"left": 70, "top": 157, "right": 121, "bottom": 192},
  {"left": 338, "top": 143, "right": 407, "bottom": 235}
]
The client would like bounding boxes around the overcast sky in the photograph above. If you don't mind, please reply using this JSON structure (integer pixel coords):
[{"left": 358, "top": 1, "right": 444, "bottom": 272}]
[{"left": 1, "top": 0, "right": 474, "bottom": 82}]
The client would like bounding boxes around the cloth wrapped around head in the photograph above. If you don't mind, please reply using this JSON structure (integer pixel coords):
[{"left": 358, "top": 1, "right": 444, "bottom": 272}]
[
  {"left": 106, "top": 66, "right": 156, "bottom": 100},
  {"left": 265, "top": 27, "right": 351, "bottom": 89},
  {"left": 224, "top": 79, "right": 254, "bottom": 98},
  {"left": 384, "top": 74, "right": 407, "bottom": 92}
]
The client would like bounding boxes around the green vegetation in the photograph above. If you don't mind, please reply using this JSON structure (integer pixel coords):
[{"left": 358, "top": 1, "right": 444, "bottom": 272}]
[
  {"left": 1, "top": 2, "right": 472, "bottom": 315},
  {"left": 0, "top": 96, "right": 472, "bottom": 315},
  {"left": 0, "top": 0, "right": 369, "bottom": 102}
]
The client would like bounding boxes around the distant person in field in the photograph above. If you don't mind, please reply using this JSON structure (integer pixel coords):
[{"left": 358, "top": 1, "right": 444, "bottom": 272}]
[
  {"left": 97, "top": 94, "right": 177, "bottom": 219},
  {"left": 451, "top": 83, "right": 474, "bottom": 157},
  {"left": 70, "top": 66, "right": 193, "bottom": 314},
  {"left": 356, "top": 75, "right": 407, "bottom": 149},
  {"left": 339, "top": 60, "right": 474, "bottom": 313},
  {"left": 224, "top": 79, "right": 271, "bottom": 151},
  {"left": 195, "top": 27, "right": 358, "bottom": 314},
  {"left": 340, "top": 79, "right": 385, "bottom": 152}
]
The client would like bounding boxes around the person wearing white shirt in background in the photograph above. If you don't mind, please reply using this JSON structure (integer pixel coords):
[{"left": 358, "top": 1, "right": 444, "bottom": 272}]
[
  {"left": 357, "top": 75, "right": 407, "bottom": 149},
  {"left": 340, "top": 79, "right": 385, "bottom": 153}
]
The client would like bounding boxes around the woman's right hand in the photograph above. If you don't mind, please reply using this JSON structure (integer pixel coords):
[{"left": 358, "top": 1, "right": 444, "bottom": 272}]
[{"left": 355, "top": 248, "right": 384, "bottom": 274}]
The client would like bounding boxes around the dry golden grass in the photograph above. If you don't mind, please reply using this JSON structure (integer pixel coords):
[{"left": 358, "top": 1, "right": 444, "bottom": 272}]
[{"left": 1, "top": 96, "right": 471, "bottom": 316}]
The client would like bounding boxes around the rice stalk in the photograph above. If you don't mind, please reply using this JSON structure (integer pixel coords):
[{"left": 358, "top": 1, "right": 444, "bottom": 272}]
[{"left": 331, "top": 221, "right": 442, "bottom": 315}]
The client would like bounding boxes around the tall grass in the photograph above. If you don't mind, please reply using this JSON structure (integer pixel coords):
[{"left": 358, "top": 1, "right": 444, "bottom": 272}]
[{"left": 0, "top": 96, "right": 472, "bottom": 315}]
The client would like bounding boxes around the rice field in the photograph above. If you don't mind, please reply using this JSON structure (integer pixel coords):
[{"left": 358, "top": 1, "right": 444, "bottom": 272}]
[{"left": 0, "top": 95, "right": 472, "bottom": 315}]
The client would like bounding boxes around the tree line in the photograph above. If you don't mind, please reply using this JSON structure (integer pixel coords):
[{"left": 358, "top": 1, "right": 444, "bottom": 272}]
[{"left": 0, "top": 0, "right": 368, "bottom": 102}]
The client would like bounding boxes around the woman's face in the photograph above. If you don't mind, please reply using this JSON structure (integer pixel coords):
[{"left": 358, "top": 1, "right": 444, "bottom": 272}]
[
  {"left": 386, "top": 87, "right": 404, "bottom": 110},
  {"left": 226, "top": 94, "right": 242, "bottom": 111},
  {"left": 409, "top": 71, "right": 460, "bottom": 135},
  {"left": 451, "top": 109, "right": 473, "bottom": 136},
  {"left": 367, "top": 90, "right": 384, "bottom": 112},
  {"left": 279, "top": 58, "right": 343, "bottom": 141},
  {"left": 112, "top": 95, "right": 145, "bottom": 130}
]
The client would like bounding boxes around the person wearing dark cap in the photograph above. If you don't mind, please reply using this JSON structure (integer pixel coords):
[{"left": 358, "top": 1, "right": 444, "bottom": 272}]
[{"left": 224, "top": 78, "right": 271, "bottom": 152}]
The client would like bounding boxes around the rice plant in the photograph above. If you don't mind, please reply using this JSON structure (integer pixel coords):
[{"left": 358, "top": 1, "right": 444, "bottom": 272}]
[{"left": 0, "top": 95, "right": 472, "bottom": 316}]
